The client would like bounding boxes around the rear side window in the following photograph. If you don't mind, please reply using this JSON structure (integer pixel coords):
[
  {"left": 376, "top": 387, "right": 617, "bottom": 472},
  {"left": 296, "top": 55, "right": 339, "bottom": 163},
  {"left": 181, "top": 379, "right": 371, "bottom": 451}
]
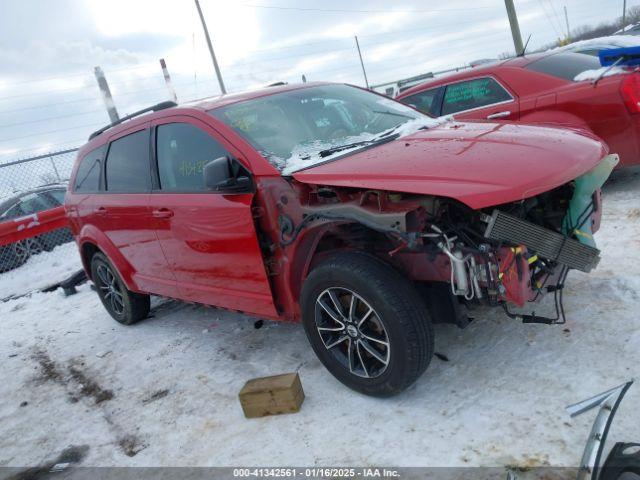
[
  {"left": 524, "top": 53, "right": 601, "bottom": 81},
  {"left": 156, "top": 123, "right": 230, "bottom": 192},
  {"left": 105, "top": 130, "right": 151, "bottom": 192},
  {"left": 74, "top": 145, "right": 105, "bottom": 192},
  {"left": 19, "top": 193, "right": 54, "bottom": 214},
  {"left": 399, "top": 87, "right": 442, "bottom": 115},
  {"left": 46, "top": 189, "right": 66, "bottom": 205},
  {"left": 442, "top": 77, "right": 512, "bottom": 115}
]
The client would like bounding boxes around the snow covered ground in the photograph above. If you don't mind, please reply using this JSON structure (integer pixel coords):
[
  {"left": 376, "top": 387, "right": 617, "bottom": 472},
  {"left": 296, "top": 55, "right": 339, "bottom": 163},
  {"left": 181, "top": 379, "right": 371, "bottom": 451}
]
[
  {"left": 0, "top": 242, "right": 82, "bottom": 300},
  {"left": 0, "top": 169, "right": 639, "bottom": 474}
]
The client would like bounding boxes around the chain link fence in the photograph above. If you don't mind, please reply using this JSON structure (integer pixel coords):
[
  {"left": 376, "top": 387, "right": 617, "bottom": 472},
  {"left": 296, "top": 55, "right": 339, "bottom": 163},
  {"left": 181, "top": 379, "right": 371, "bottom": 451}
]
[{"left": 0, "top": 148, "right": 81, "bottom": 299}]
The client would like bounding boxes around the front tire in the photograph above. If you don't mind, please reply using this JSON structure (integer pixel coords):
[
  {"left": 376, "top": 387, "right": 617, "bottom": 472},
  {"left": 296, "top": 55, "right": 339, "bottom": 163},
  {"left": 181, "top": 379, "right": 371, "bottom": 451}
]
[
  {"left": 90, "top": 252, "right": 149, "bottom": 325},
  {"left": 300, "top": 252, "right": 434, "bottom": 397}
]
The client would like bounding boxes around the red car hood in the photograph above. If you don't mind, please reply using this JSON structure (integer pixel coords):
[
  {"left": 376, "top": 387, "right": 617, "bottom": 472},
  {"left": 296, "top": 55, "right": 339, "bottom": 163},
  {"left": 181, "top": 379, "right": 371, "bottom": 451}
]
[{"left": 292, "top": 121, "right": 608, "bottom": 209}]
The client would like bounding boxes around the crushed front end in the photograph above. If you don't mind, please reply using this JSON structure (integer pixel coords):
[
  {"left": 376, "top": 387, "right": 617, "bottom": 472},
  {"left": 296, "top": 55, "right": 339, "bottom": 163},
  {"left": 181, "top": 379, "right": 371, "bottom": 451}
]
[
  {"left": 262, "top": 154, "right": 617, "bottom": 324},
  {"left": 417, "top": 154, "right": 618, "bottom": 323}
]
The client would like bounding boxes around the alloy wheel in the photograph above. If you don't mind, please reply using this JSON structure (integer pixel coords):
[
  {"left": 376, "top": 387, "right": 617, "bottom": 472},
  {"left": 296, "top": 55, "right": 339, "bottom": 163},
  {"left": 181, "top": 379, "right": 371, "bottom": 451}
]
[
  {"left": 314, "top": 287, "right": 390, "bottom": 379},
  {"left": 13, "top": 238, "right": 43, "bottom": 264},
  {"left": 96, "top": 264, "right": 125, "bottom": 316}
]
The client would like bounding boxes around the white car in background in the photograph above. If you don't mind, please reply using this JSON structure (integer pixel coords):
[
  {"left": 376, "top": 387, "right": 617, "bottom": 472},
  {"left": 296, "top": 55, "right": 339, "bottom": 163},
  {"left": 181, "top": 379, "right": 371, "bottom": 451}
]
[{"left": 552, "top": 35, "right": 640, "bottom": 56}]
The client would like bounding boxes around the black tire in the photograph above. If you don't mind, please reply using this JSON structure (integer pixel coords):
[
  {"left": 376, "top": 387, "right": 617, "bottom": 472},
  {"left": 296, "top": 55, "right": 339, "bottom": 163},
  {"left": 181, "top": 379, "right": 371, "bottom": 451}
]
[
  {"left": 90, "top": 252, "right": 150, "bottom": 325},
  {"left": 300, "top": 252, "right": 434, "bottom": 397}
]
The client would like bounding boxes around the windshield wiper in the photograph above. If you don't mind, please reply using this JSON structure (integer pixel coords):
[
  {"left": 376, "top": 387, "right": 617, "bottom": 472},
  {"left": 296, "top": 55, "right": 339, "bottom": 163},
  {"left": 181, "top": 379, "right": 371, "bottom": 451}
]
[
  {"left": 372, "top": 109, "right": 415, "bottom": 120},
  {"left": 317, "top": 133, "right": 400, "bottom": 158}
]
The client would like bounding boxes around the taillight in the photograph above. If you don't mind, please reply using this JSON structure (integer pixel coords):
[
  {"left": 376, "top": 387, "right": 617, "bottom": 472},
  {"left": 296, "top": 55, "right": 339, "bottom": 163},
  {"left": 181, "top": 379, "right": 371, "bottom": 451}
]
[{"left": 620, "top": 74, "right": 640, "bottom": 114}]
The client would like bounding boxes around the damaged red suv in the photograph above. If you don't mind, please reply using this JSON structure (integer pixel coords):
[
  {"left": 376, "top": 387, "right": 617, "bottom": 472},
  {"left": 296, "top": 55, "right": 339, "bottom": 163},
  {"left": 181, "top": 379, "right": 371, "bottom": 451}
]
[{"left": 66, "top": 83, "right": 616, "bottom": 396}]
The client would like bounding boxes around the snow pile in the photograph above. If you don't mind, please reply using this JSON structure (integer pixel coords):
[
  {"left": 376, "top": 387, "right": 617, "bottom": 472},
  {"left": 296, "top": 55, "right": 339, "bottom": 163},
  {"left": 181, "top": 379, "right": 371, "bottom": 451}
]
[
  {"left": 552, "top": 35, "right": 640, "bottom": 54},
  {"left": 281, "top": 116, "right": 446, "bottom": 175},
  {"left": 616, "top": 23, "right": 640, "bottom": 34},
  {"left": 574, "top": 66, "right": 629, "bottom": 82},
  {"left": 0, "top": 242, "right": 81, "bottom": 299}
]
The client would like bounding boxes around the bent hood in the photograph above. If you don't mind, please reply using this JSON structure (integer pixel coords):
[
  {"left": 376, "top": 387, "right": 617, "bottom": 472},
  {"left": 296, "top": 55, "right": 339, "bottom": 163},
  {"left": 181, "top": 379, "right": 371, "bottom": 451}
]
[{"left": 291, "top": 121, "right": 608, "bottom": 209}]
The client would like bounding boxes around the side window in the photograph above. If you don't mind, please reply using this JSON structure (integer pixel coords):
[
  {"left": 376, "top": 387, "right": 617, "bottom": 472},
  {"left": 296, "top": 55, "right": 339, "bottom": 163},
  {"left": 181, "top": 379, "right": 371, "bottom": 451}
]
[
  {"left": 105, "top": 130, "right": 151, "bottom": 192},
  {"left": 19, "top": 193, "right": 53, "bottom": 215},
  {"left": 74, "top": 145, "right": 105, "bottom": 192},
  {"left": 399, "top": 87, "right": 441, "bottom": 115},
  {"left": 524, "top": 52, "right": 601, "bottom": 81},
  {"left": 441, "top": 77, "right": 512, "bottom": 115},
  {"left": 3, "top": 203, "right": 23, "bottom": 220},
  {"left": 156, "top": 123, "right": 230, "bottom": 192},
  {"left": 46, "top": 189, "right": 66, "bottom": 205}
]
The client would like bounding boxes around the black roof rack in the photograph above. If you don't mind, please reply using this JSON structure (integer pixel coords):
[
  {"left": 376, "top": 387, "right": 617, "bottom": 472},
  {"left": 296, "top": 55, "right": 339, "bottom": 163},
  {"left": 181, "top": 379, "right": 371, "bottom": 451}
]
[{"left": 88, "top": 100, "right": 177, "bottom": 140}]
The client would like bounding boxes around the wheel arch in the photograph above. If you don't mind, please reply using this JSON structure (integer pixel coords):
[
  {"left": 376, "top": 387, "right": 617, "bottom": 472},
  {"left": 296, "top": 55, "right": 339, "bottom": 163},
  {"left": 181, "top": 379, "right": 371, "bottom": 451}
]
[
  {"left": 77, "top": 224, "right": 138, "bottom": 291},
  {"left": 287, "top": 221, "right": 397, "bottom": 303}
]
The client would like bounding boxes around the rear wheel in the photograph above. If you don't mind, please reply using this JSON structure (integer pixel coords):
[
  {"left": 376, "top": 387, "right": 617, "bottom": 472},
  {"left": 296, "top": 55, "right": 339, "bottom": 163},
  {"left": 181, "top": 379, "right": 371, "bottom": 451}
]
[
  {"left": 301, "top": 252, "right": 434, "bottom": 397},
  {"left": 90, "top": 252, "right": 149, "bottom": 325}
]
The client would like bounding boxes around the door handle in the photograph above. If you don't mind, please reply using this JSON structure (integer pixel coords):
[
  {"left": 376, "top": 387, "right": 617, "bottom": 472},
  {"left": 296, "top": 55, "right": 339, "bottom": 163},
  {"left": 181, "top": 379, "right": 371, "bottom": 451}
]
[
  {"left": 152, "top": 208, "right": 174, "bottom": 219},
  {"left": 486, "top": 111, "right": 511, "bottom": 119},
  {"left": 94, "top": 207, "right": 107, "bottom": 215}
]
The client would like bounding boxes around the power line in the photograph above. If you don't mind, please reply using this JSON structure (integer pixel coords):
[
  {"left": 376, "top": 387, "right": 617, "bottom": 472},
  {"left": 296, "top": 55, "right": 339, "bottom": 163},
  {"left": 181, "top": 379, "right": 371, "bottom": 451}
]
[
  {"left": 538, "top": 0, "right": 562, "bottom": 38},
  {"left": 546, "top": 0, "right": 566, "bottom": 36},
  {"left": 0, "top": 96, "right": 103, "bottom": 115},
  {"left": 241, "top": 3, "right": 496, "bottom": 13},
  {"left": 0, "top": 109, "right": 105, "bottom": 129},
  {"left": 0, "top": 121, "right": 105, "bottom": 143},
  {"left": 0, "top": 63, "right": 157, "bottom": 89},
  {"left": 0, "top": 140, "right": 85, "bottom": 159}
]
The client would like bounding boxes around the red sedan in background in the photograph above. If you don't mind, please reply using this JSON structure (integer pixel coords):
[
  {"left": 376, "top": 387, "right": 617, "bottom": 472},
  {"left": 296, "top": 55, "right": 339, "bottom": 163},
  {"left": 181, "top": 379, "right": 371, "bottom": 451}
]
[{"left": 396, "top": 51, "right": 640, "bottom": 168}]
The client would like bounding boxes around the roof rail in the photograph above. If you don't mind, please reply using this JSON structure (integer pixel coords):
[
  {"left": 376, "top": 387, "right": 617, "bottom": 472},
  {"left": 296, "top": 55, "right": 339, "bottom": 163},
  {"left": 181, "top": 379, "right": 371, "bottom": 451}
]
[{"left": 88, "top": 100, "right": 177, "bottom": 140}]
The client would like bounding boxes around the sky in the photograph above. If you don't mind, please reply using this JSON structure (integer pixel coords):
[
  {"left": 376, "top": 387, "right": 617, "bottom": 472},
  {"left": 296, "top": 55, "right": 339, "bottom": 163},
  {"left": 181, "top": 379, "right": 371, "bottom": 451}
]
[{"left": 0, "top": 0, "right": 635, "bottom": 162}]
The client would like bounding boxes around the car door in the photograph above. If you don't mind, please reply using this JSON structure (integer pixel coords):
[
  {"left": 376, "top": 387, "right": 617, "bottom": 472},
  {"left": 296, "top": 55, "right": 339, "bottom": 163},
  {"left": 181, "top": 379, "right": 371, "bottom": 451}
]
[
  {"left": 149, "top": 116, "right": 278, "bottom": 319},
  {"left": 440, "top": 76, "right": 519, "bottom": 121},
  {"left": 19, "top": 190, "right": 68, "bottom": 249},
  {"left": 93, "top": 126, "right": 176, "bottom": 296}
]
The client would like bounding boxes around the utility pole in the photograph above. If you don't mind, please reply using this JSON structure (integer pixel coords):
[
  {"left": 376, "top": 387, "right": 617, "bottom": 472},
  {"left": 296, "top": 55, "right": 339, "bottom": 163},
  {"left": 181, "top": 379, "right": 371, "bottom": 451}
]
[
  {"left": 564, "top": 6, "right": 571, "bottom": 42},
  {"left": 94, "top": 66, "right": 119, "bottom": 123},
  {"left": 354, "top": 36, "right": 369, "bottom": 89},
  {"left": 504, "top": 0, "right": 524, "bottom": 55},
  {"left": 194, "top": 0, "right": 226, "bottom": 94},
  {"left": 623, "top": 0, "right": 627, "bottom": 29}
]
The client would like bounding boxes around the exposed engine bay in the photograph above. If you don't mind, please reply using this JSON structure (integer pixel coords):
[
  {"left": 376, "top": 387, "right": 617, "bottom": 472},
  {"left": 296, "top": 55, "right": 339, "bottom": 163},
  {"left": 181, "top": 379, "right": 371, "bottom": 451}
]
[{"left": 265, "top": 154, "right": 619, "bottom": 325}]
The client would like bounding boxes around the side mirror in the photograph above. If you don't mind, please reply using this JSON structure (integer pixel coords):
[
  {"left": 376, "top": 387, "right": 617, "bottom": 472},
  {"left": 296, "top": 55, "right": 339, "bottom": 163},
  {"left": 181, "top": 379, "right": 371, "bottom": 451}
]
[{"left": 204, "top": 156, "right": 252, "bottom": 193}]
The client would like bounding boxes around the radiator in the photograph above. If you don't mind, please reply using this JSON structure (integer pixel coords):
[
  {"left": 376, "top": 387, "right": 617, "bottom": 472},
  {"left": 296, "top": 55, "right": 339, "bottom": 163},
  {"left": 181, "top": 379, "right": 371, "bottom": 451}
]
[{"left": 484, "top": 210, "right": 600, "bottom": 273}]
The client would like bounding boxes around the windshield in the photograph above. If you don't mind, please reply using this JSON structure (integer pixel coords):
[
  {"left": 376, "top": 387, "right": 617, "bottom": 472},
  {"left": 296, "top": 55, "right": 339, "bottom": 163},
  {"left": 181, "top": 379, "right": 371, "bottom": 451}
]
[{"left": 210, "top": 84, "right": 442, "bottom": 174}]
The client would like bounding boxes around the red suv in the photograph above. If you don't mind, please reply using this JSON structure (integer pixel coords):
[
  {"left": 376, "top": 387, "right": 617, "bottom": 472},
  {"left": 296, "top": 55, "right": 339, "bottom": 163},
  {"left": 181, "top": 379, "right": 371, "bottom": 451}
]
[{"left": 66, "top": 83, "right": 616, "bottom": 396}]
